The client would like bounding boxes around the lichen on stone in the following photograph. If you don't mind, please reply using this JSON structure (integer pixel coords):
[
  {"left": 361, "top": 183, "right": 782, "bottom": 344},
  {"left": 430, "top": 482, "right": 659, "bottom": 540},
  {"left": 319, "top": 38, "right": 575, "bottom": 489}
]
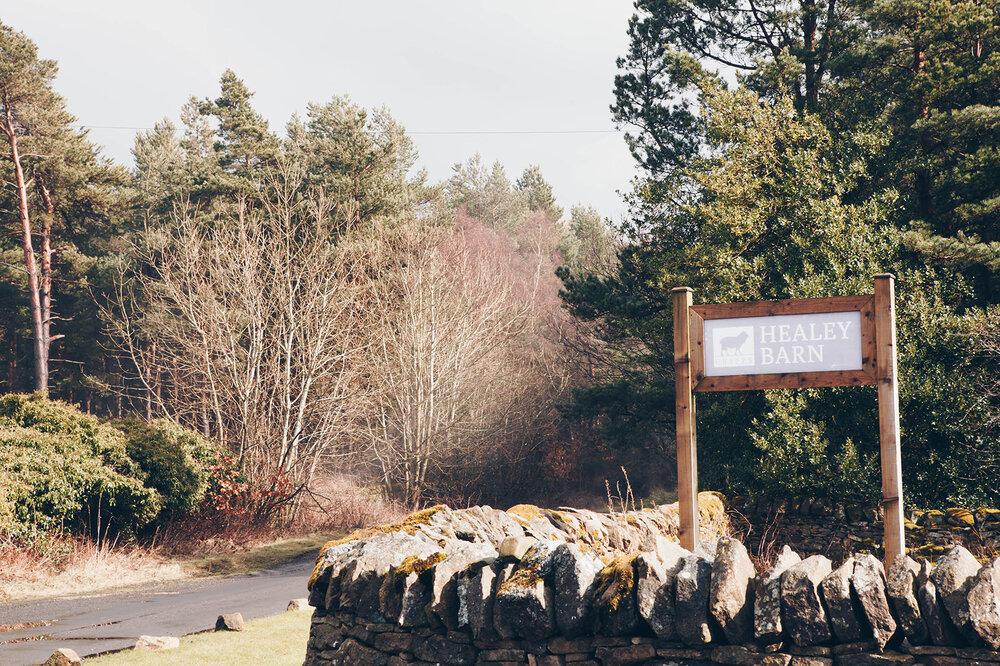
[
  {"left": 593, "top": 553, "right": 637, "bottom": 612},
  {"left": 499, "top": 567, "right": 543, "bottom": 595},
  {"left": 308, "top": 504, "right": 448, "bottom": 589},
  {"left": 945, "top": 507, "right": 975, "bottom": 528},
  {"left": 507, "top": 504, "right": 543, "bottom": 524}
]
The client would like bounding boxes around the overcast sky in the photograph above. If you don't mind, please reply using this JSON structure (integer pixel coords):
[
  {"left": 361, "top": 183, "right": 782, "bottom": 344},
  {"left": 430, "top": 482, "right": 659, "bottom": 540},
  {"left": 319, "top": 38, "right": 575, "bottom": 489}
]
[{"left": 5, "top": 1, "right": 638, "bottom": 221}]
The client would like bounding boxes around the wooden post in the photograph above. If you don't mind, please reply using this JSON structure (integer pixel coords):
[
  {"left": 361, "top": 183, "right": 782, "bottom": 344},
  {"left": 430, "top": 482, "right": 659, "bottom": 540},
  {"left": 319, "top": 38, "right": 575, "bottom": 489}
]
[
  {"left": 672, "top": 287, "right": 699, "bottom": 551},
  {"left": 874, "top": 274, "right": 905, "bottom": 566}
]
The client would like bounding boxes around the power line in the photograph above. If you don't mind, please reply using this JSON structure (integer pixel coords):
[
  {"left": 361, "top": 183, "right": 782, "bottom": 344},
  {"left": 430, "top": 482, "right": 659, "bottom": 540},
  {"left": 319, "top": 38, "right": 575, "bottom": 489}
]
[{"left": 77, "top": 124, "right": 620, "bottom": 136}]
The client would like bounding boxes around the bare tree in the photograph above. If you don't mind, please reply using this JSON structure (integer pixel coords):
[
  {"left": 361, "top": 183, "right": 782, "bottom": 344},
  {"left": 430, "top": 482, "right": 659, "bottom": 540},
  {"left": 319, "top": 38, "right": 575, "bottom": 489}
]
[
  {"left": 360, "top": 215, "right": 575, "bottom": 505},
  {"left": 105, "top": 167, "right": 371, "bottom": 501}
]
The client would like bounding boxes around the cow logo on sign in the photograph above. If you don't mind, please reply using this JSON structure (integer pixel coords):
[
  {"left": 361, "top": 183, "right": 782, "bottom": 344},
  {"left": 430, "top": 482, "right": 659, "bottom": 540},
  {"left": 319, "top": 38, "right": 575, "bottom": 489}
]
[{"left": 712, "top": 325, "right": 754, "bottom": 368}]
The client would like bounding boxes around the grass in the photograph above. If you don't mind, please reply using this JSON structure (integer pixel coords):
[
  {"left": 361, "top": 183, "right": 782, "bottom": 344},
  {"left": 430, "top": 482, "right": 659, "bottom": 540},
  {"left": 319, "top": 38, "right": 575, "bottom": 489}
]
[
  {"left": 1, "top": 533, "right": 339, "bottom": 602},
  {"left": 182, "top": 534, "right": 337, "bottom": 576},
  {"left": 85, "top": 607, "right": 313, "bottom": 665}
]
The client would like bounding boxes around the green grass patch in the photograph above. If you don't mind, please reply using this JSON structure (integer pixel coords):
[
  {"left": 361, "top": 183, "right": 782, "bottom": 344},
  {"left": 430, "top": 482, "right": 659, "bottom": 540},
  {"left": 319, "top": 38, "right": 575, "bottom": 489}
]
[
  {"left": 183, "top": 533, "right": 341, "bottom": 577},
  {"left": 86, "top": 608, "right": 312, "bottom": 665}
]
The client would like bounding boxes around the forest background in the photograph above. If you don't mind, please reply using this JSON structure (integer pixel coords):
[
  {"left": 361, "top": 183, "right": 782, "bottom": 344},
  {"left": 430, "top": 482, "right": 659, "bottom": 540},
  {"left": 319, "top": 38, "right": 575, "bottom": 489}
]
[{"left": 2, "top": 0, "right": 1000, "bottom": 570}]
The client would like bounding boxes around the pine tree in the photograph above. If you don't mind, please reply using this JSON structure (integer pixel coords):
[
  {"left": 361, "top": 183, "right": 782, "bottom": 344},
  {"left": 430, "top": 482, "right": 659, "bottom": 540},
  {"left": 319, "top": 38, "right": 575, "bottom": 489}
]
[
  {"left": 515, "top": 165, "right": 563, "bottom": 222},
  {"left": 285, "top": 96, "right": 417, "bottom": 227},
  {"left": 0, "top": 21, "right": 127, "bottom": 395},
  {"left": 203, "top": 70, "right": 278, "bottom": 191}
]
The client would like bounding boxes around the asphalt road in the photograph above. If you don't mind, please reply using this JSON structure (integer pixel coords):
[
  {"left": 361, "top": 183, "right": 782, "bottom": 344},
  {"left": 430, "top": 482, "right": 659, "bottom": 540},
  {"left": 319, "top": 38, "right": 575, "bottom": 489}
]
[{"left": 0, "top": 552, "right": 315, "bottom": 665}]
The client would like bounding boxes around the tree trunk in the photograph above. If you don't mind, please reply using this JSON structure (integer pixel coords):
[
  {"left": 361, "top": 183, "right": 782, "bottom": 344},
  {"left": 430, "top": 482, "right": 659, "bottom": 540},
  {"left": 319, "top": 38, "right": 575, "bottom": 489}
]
[
  {"left": 802, "top": 0, "right": 819, "bottom": 111},
  {"left": 7, "top": 327, "right": 17, "bottom": 390},
  {"left": 3, "top": 101, "right": 47, "bottom": 394},
  {"left": 39, "top": 176, "right": 56, "bottom": 387},
  {"left": 913, "top": 40, "right": 933, "bottom": 221}
]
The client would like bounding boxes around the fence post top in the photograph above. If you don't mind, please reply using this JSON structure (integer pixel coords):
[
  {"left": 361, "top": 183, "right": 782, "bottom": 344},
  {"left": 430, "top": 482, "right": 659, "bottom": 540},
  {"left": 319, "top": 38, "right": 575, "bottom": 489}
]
[
  {"left": 671, "top": 287, "right": 694, "bottom": 294},
  {"left": 874, "top": 273, "right": 896, "bottom": 281}
]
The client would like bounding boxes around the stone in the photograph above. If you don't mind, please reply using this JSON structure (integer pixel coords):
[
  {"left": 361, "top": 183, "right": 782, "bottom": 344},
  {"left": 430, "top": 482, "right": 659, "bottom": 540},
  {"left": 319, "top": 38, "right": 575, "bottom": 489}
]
[
  {"left": 547, "top": 636, "right": 594, "bottom": 653},
  {"left": 287, "top": 597, "right": 310, "bottom": 611},
  {"left": 457, "top": 558, "right": 498, "bottom": 640},
  {"left": 493, "top": 562, "right": 518, "bottom": 639},
  {"left": 709, "top": 536, "right": 756, "bottom": 644},
  {"left": 374, "top": 631, "right": 415, "bottom": 652},
  {"left": 787, "top": 657, "right": 832, "bottom": 666},
  {"left": 831, "top": 640, "right": 880, "bottom": 655},
  {"left": 834, "top": 652, "right": 914, "bottom": 665},
  {"left": 945, "top": 508, "right": 975, "bottom": 528},
  {"left": 852, "top": 554, "right": 897, "bottom": 650},
  {"left": 675, "top": 553, "right": 716, "bottom": 645},
  {"left": 930, "top": 545, "right": 981, "bottom": 643},
  {"left": 499, "top": 536, "right": 537, "bottom": 559},
  {"left": 494, "top": 557, "right": 556, "bottom": 640},
  {"left": 550, "top": 541, "right": 604, "bottom": 636},
  {"left": 380, "top": 550, "right": 443, "bottom": 627},
  {"left": 593, "top": 555, "right": 640, "bottom": 636},
  {"left": 967, "top": 556, "right": 1000, "bottom": 649},
  {"left": 635, "top": 541, "right": 687, "bottom": 640},
  {"left": 917, "top": 559, "right": 964, "bottom": 647},
  {"left": 593, "top": 643, "right": 655, "bottom": 665},
  {"left": 314, "top": 539, "right": 366, "bottom": 611},
  {"left": 42, "top": 648, "right": 82, "bottom": 665},
  {"left": 414, "top": 633, "right": 476, "bottom": 665},
  {"left": 480, "top": 647, "right": 527, "bottom": 660},
  {"left": 710, "top": 645, "right": 766, "bottom": 664},
  {"left": 429, "top": 541, "right": 498, "bottom": 630},
  {"left": 755, "top": 545, "right": 801, "bottom": 644},
  {"left": 886, "top": 555, "right": 927, "bottom": 645},
  {"left": 341, "top": 532, "right": 439, "bottom": 620},
  {"left": 529, "top": 656, "right": 565, "bottom": 666},
  {"left": 907, "top": 645, "right": 956, "bottom": 655},
  {"left": 134, "top": 635, "right": 180, "bottom": 650},
  {"left": 781, "top": 554, "right": 833, "bottom": 646},
  {"left": 215, "top": 613, "right": 245, "bottom": 631},
  {"left": 337, "top": 637, "right": 389, "bottom": 665},
  {"left": 820, "top": 558, "right": 864, "bottom": 643}
]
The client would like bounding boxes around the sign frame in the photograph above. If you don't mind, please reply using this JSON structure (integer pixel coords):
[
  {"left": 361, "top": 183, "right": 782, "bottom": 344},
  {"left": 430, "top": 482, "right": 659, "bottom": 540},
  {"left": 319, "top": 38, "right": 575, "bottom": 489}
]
[
  {"left": 690, "top": 295, "right": 877, "bottom": 392},
  {"left": 672, "top": 275, "right": 905, "bottom": 566}
]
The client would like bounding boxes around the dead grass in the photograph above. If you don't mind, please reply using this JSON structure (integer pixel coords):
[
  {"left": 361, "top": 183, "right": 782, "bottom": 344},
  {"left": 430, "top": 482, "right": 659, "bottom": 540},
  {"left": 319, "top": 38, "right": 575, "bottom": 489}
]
[
  {"left": 0, "top": 539, "right": 185, "bottom": 602},
  {"left": 85, "top": 607, "right": 313, "bottom": 665},
  {"left": 0, "top": 474, "right": 403, "bottom": 602}
]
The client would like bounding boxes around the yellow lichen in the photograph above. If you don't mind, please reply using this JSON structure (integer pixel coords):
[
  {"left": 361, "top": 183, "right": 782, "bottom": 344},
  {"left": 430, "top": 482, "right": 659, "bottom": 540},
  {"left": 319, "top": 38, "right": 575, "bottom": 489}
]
[
  {"left": 547, "top": 509, "right": 571, "bottom": 525},
  {"left": 945, "top": 507, "right": 975, "bottom": 528},
  {"left": 307, "top": 504, "right": 448, "bottom": 590},
  {"left": 507, "top": 504, "right": 543, "bottom": 524},
  {"left": 387, "top": 551, "right": 446, "bottom": 590},
  {"left": 919, "top": 510, "right": 945, "bottom": 527},
  {"left": 594, "top": 554, "right": 637, "bottom": 612},
  {"left": 499, "top": 567, "right": 542, "bottom": 595}
]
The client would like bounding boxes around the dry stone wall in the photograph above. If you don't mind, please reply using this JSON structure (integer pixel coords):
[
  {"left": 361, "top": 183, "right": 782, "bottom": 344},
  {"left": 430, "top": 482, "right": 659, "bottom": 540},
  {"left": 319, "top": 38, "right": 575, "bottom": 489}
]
[
  {"left": 306, "top": 501, "right": 1000, "bottom": 666},
  {"left": 737, "top": 499, "right": 1000, "bottom": 561}
]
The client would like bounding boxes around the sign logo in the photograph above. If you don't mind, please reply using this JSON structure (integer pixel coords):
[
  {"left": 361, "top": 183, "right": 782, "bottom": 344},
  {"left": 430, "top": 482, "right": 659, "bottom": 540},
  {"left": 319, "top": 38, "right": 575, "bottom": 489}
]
[{"left": 711, "top": 325, "right": 754, "bottom": 367}]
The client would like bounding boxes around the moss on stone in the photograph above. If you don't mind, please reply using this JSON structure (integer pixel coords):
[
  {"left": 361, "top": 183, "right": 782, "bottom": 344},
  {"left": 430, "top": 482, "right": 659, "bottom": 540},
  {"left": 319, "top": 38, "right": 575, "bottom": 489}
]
[
  {"left": 499, "top": 566, "right": 542, "bottom": 595},
  {"left": 945, "top": 507, "right": 974, "bottom": 528},
  {"left": 307, "top": 505, "right": 448, "bottom": 589},
  {"left": 507, "top": 504, "right": 543, "bottom": 524},
  {"left": 697, "top": 491, "right": 727, "bottom": 525},
  {"left": 920, "top": 510, "right": 946, "bottom": 527},
  {"left": 388, "top": 551, "right": 446, "bottom": 590},
  {"left": 594, "top": 553, "right": 637, "bottom": 612}
]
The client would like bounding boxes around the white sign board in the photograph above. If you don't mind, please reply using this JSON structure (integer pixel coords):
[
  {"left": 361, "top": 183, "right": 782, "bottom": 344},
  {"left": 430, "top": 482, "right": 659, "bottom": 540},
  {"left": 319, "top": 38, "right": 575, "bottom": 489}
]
[{"left": 704, "top": 311, "right": 863, "bottom": 376}]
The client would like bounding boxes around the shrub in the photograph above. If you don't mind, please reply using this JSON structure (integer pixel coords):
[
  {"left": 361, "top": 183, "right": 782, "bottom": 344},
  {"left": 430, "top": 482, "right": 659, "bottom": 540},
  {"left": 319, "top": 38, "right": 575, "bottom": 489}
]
[
  {"left": 112, "top": 418, "right": 215, "bottom": 521},
  {"left": 0, "top": 394, "right": 160, "bottom": 539}
]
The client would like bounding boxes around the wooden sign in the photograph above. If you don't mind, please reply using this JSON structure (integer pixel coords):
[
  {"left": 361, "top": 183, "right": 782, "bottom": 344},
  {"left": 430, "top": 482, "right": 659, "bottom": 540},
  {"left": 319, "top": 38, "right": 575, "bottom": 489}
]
[
  {"left": 672, "top": 275, "right": 904, "bottom": 566},
  {"left": 691, "top": 295, "right": 876, "bottom": 391}
]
